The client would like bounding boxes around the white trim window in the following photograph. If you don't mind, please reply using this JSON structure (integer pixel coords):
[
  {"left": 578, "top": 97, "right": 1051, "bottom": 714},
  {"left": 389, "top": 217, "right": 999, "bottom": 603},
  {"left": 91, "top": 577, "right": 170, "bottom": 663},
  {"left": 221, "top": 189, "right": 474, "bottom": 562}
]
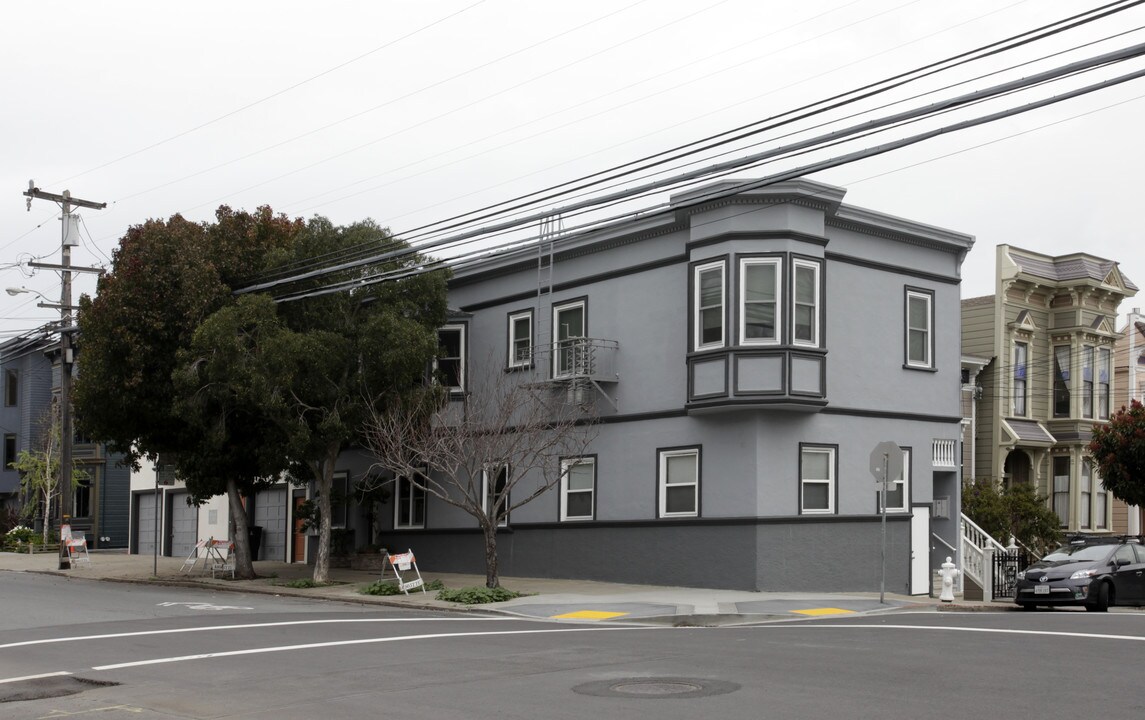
[
  {"left": 1052, "top": 456, "right": 1070, "bottom": 528},
  {"left": 436, "top": 324, "right": 466, "bottom": 392},
  {"left": 881, "top": 449, "right": 910, "bottom": 513},
  {"left": 1082, "top": 345, "right": 1094, "bottom": 419},
  {"left": 694, "top": 261, "right": 725, "bottom": 350},
  {"left": 658, "top": 448, "right": 699, "bottom": 518},
  {"left": 394, "top": 473, "right": 426, "bottom": 529},
  {"left": 740, "top": 258, "right": 780, "bottom": 345},
  {"left": 792, "top": 259, "right": 820, "bottom": 347},
  {"left": 508, "top": 310, "right": 532, "bottom": 369},
  {"left": 1094, "top": 463, "right": 1108, "bottom": 530},
  {"left": 1012, "top": 342, "right": 1028, "bottom": 417},
  {"left": 553, "top": 300, "right": 586, "bottom": 378},
  {"left": 1080, "top": 458, "right": 1092, "bottom": 530},
  {"left": 482, "top": 464, "right": 509, "bottom": 528},
  {"left": 800, "top": 446, "right": 835, "bottom": 514},
  {"left": 1098, "top": 347, "right": 1111, "bottom": 420},
  {"left": 560, "top": 457, "right": 595, "bottom": 521},
  {"left": 905, "top": 289, "right": 932, "bottom": 368}
]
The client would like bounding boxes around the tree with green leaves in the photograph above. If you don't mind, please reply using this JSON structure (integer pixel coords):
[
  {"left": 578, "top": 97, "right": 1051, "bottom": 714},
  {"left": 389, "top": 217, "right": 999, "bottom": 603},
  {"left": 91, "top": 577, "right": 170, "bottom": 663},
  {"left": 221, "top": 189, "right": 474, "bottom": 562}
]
[
  {"left": 961, "top": 479, "right": 1061, "bottom": 556},
  {"left": 1088, "top": 399, "right": 1145, "bottom": 508}
]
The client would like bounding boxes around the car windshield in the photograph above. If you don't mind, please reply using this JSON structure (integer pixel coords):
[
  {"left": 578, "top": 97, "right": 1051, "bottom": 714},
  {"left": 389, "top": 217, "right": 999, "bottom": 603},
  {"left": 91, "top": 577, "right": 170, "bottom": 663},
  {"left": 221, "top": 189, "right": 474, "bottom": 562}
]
[{"left": 1041, "top": 544, "right": 1114, "bottom": 563}]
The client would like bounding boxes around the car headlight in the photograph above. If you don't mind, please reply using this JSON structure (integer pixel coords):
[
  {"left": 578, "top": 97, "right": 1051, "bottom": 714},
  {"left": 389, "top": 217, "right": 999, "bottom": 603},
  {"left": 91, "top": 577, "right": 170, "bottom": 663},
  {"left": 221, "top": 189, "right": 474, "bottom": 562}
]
[
  {"left": 1070, "top": 569, "right": 1098, "bottom": 580},
  {"left": 1016, "top": 570, "right": 1026, "bottom": 580}
]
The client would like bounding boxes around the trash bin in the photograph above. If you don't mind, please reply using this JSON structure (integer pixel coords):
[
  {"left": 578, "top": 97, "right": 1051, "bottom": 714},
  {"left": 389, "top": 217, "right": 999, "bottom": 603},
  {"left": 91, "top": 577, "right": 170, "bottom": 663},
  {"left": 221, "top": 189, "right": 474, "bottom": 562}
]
[{"left": 249, "top": 526, "right": 263, "bottom": 561}]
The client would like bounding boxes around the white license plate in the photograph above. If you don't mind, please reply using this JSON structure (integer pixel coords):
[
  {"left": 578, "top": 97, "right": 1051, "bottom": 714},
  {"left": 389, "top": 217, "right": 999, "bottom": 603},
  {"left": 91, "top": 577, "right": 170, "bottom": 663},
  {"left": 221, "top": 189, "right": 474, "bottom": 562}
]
[{"left": 1034, "top": 584, "right": 1050, "bottom": 595}]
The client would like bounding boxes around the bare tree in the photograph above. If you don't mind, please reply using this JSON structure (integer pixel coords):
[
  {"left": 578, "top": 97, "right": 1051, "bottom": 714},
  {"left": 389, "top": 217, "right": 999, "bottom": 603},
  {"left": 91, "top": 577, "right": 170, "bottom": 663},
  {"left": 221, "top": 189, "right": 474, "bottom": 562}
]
[{"left": 362, "top": 362, "right": 598, "bottom": 588}]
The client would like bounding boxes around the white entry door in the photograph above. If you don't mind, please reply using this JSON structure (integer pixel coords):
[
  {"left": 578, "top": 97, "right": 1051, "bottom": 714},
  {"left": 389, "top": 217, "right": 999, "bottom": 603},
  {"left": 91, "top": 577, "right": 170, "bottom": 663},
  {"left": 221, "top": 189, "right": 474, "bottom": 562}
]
[{"left": 910, "top": 506, "right": 930, "bottom": 595}]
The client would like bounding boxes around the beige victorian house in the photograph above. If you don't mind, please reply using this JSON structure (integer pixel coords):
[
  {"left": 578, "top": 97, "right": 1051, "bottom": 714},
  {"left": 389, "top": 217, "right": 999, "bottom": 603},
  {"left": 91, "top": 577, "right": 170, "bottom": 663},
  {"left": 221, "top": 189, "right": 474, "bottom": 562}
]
[{"left": 961, "top": 244, "right": 1136, "bottom": 535}]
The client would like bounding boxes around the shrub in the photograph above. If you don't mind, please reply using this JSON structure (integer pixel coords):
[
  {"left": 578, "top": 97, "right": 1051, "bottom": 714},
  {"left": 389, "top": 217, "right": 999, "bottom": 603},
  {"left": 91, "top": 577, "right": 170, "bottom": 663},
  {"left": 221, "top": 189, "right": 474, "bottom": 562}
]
[
  {"left": 962, "top": 480, "right": 1061, "bottom": 555},
  {"left": 436, "top": 586, "right": 521, "bottom": 604},
  {"left": 5, "top": 525, "right": 38, "bottom": 545}
]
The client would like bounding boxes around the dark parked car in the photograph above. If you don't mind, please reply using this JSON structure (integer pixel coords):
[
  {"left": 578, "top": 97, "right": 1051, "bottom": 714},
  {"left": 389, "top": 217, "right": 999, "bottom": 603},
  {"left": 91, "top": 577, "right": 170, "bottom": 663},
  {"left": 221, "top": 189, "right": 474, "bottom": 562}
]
[{"left": 1014, "top": 536, "right": 1145, "bottom": 611}]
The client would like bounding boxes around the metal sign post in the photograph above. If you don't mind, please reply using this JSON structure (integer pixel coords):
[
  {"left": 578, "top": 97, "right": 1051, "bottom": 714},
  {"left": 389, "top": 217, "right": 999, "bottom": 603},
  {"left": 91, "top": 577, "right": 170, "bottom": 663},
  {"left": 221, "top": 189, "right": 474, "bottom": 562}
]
[{"left": 869, "top": 441, "right": 903, "bottom": 605}]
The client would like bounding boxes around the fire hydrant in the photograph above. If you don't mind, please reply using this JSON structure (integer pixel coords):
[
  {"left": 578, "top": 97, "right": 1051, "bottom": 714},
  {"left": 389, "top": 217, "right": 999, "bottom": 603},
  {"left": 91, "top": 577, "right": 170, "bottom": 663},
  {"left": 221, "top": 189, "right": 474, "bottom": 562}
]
[{"left": 938, "top": 557, "right": 959, "bottom": 603}]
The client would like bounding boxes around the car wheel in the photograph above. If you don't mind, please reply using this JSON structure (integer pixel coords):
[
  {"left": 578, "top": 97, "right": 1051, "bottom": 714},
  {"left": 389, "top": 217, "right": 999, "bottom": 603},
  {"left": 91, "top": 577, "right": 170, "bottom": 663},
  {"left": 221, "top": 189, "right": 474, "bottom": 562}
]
[{"left": 1087, "top": 582, "right": 1111, "bottom": 612}]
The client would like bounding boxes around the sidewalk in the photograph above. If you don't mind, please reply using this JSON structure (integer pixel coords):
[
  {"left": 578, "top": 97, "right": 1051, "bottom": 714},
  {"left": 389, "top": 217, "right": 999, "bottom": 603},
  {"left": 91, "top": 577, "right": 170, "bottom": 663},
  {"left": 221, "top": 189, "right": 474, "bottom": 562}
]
[{"left": 0, "top": 549, "right": 1005, "bottom": 625}]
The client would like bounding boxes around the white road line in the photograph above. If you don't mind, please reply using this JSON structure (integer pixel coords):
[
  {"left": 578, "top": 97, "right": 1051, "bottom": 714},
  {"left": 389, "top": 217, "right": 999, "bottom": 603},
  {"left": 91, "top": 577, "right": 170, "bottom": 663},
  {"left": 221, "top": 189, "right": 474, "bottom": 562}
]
[
  {"left": 92, "top": 627, "right": 654, "bottom": 671},
  {"left": 0, "top": 617, "right": 511, "bottom": 650},
  {"left": 0, "top": 671, "right": 72, "bottom": 684},
  {"left": 765, "top": 623, "right": 1145, "bottom": 642}
]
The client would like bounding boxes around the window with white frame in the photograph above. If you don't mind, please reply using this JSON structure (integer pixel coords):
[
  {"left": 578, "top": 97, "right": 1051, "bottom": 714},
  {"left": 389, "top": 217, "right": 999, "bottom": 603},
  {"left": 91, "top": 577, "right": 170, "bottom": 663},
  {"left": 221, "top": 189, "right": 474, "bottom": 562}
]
[
  {"left": 1052, "top": 456, "right": 1070, "bottom": 528},
  {"left": 694, "top": 261, "right": 725, "bottom": 350},
  {"left": 740, "top": 258, "right": 780, "bottom": 345},
  {"left": 1012, "top": 342, "right": 1028, "bottom": 416},
  {"left": 1098, "top": 347, "right": 1110, "bottom": 419},
  {"left": 507, "top": 310, "right": 533, "bottom": 369},
  {"left": 1053, "top": 345, "right": 1071, "bottom": 418},
  {"left": 792, "top": 259, "right": 820, "bottom": 347},
  {"left": 1081, "top": 345, "right": 1094, "bottom": 419},
  {"left": 1080, "top": 459, "right": 1092, "bottom": 529},
  {"left": 482, "top": 464, "right": 509, "bottom": 527},
  {"left": 800, "top": 445, "right": 836, "bottom": 514},
  {"left": 658, "top": 448, "right": 699, "bottom": 517},
  {"left": 878, "top": 448, "right": 910, "bottom": 513},
  {"left": 560, "top": 457, "right": 595, "bottom": 521},
  {"left": 436, "top": 324, "right": 466, "bottom": 392},
  {"left": 905, "top": 289, "right": 933, "bottom": 368},
  {"left": 1094, "top": 463, "right": 1108, "bottom": 529},
  {"left": 394, "top": 473, "right": 426, "bottom": 529},
  {"left": 553, "top": 300, "right": 586, "bottom": 378}
]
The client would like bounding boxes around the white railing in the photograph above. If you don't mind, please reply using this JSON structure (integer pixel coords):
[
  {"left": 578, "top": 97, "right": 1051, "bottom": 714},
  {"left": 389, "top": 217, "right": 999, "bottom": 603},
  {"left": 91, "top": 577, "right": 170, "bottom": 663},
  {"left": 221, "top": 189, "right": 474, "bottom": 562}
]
[
  {"left": 932, "top": 439, "right": 957, "bottom": 468},
  {"left": 960, "top": 513, "right": 1010, "bottom": 603}
]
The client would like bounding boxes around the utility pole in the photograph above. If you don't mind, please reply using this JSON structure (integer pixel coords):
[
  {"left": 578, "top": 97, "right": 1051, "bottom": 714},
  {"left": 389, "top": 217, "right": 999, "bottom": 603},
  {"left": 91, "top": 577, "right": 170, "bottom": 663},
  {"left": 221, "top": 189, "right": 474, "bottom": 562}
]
[{"left": 23, "top": 181, "right": 106, "bottom": 569}]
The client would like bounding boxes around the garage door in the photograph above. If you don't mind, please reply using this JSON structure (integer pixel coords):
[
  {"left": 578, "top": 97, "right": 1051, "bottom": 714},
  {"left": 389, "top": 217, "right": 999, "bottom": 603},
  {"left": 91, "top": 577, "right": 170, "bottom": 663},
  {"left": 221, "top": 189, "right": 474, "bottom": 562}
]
[
  {"left": 135, "top": 492, "right": 157, "bottom": 556},
  {"left": 254, "top": 487, "right": 287, "bottom": 561},
  {"left": 169, "top": 492, "right": 198, "bottom": 560}
]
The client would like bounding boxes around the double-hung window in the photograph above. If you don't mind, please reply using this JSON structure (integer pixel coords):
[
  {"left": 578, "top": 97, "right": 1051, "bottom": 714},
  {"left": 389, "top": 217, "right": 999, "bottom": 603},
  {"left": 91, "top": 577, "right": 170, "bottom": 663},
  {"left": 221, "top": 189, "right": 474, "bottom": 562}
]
[
  {"left": 1081, "top": 346, "right": 1094, "bottom": 419},
  {"left": 1094, "top": 465, "right": 1108, "bottom": 529},
  {"left": 553, "top": 300, "right": 586, "bottom": 378},
  {"left": 436, "top": 324, "right": 466, "bottom": 392},
  {"left": 905, "top": 289, "right": 933, "bottom": 368},
  {"left": 395, "top": 472, "right": 426, "bottom": 529},
  {"left": 694, "top": 262, "right": 725, "bottom": 350},
  {"left": 792, "top": 259, "right": 820, "bottom": 346},
  {"left": 658, "top": 448, "right": 699, "bottom": 518},
  {"left": 560, "top": 457, "right": 595, "bottom": 521},
  {"left": 739, "top": 259, "right": 780, "bottom": 345},
  {"left": 507, "top": 310, "right": 533, "bottom": 369},
  {"left": 1080, "top": 459, "right": 1092, "bottom": 530},
  {"left": 1098, "top": 348, "right": 1110, "bottom": 419},
  {"left": 1053, "top": 345, "right": 1071, "bottom": 417},
  {"left": 1012, "top": 342, "right": 1028, "bottom": 416},
  {"left": 879, "top": 448, "right": 910, "bottom": 513},
  {"left": 800, "top": 445, "right": 836, "bottom": 514},
  {"left": 482, "top": 465, "right": 509, "bottom": 528},
  {"left": 1052, "top": 456, "right": 1070, "bottom": 528}
]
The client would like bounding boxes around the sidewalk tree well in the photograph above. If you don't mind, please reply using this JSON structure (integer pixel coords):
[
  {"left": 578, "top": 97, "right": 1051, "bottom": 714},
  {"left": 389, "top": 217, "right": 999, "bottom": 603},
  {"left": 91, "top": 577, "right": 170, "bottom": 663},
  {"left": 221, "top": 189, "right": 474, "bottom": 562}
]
[
  {"left": 362, "top": 358, "right": 599, "bottom": 589},
  {"left": 1088, "top": 399, "right": 1145, "bottom": 508}
]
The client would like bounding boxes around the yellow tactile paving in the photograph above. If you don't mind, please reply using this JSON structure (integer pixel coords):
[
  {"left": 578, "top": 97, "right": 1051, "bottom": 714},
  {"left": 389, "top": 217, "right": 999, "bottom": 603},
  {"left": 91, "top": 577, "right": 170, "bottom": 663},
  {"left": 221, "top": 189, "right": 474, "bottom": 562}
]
[
  {"left": 549, "top": 610, "right": 630, "bottom": 620},
  {"left": 791, "top": 607, "right": 856, "bottom": 616}
]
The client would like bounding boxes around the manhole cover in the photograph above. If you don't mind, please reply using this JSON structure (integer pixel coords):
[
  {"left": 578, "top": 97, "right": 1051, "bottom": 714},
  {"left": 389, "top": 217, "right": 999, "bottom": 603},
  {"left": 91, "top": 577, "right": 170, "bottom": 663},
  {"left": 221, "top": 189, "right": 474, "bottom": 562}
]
[{"left": 573, "top": 677, "right": 740, "bottom": 699}]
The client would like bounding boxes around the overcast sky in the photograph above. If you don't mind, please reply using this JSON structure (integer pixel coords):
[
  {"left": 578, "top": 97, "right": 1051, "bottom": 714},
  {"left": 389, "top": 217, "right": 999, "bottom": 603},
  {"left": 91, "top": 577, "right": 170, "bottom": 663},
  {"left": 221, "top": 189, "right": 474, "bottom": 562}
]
[{"left": 3, "top": 0, "right": 1143, "bottom": 339}]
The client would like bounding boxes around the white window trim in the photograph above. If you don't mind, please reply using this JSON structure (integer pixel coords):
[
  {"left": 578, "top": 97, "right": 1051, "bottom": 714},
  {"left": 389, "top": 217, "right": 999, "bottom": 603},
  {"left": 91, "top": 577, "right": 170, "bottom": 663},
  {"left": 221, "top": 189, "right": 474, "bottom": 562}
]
[
  {"left": 792, "top": 258, "right": 820, "bottom": 348},
  {"left": 881, "top": 449, "right": 910, "bottom": 514},
  {"left": 436, "top": 324, "right": 466, "bottom": 393},
  {"left": 394, "top": 474, "right": 426, "bottom": 530},
  {"left": 739, "top": 258, "right": 781, "bottom": 346},
  {"left": 508, "top": 310, "right": 532, "bottom": 369},
  {"left": 800, "top": 446, "right": 836, "bottom": 515},
  {"left": 905, "top": 289, "right": 932, "bottom": 368},
  {"left": 560, "top": 457, "right": 595, "bottom": 521},
  {"left": 1012, "top": 341, "right": 1029, "bottom": 417},
  {"left": 552, "top": 300, "right": 586, "bottom": 379},
  {"left": 694, "top": 261, "right": 725, "bottom": 351},
  {"left": 658, "top": 448, "right": 699, "bottom": 518},
  {"left": 482, "top": 465, "right": 510, "bottom": 528}
]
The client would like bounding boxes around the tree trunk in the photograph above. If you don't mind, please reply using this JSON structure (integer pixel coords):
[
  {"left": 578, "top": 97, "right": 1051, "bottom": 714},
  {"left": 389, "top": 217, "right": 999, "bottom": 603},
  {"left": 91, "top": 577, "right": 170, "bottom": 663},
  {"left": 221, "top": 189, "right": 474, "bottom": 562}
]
[
  {"left": 311, "top": 454, "right": 335, "bottom": 584},
  {"left": 227, "top": 481, "right": 256, "bottom": 580},
  {"left": 483, "top": 522, "right": 499, "bottom": 589}
]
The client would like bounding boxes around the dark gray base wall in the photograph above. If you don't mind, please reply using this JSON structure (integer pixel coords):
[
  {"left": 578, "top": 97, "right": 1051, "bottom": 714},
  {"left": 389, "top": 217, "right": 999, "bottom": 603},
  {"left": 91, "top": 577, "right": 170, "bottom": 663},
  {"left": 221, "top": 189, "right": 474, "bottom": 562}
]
[{"left": 381, "top": 517, "right": 913, "bottom": 592}]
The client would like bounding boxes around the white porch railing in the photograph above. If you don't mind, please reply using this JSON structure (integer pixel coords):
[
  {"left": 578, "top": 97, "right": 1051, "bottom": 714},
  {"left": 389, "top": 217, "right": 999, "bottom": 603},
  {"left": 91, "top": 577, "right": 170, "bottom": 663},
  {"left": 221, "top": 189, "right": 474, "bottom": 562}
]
[
  {"left": 960, "top": 513, "right": 1010, "bottom": 603},
  {"left": 932, "top": 439, "right": 957, "bottom": 468}
]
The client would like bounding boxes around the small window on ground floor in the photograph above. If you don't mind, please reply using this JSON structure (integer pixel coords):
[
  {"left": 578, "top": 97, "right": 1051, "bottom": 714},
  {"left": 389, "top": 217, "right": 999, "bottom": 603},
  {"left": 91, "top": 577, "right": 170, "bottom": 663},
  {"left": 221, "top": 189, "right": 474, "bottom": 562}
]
[
  {"left": 658, "top": 448, "right": 699, "bottom": 518},
  {"left": 800, "top": 445, "right": 836, "bottom": 514}
]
